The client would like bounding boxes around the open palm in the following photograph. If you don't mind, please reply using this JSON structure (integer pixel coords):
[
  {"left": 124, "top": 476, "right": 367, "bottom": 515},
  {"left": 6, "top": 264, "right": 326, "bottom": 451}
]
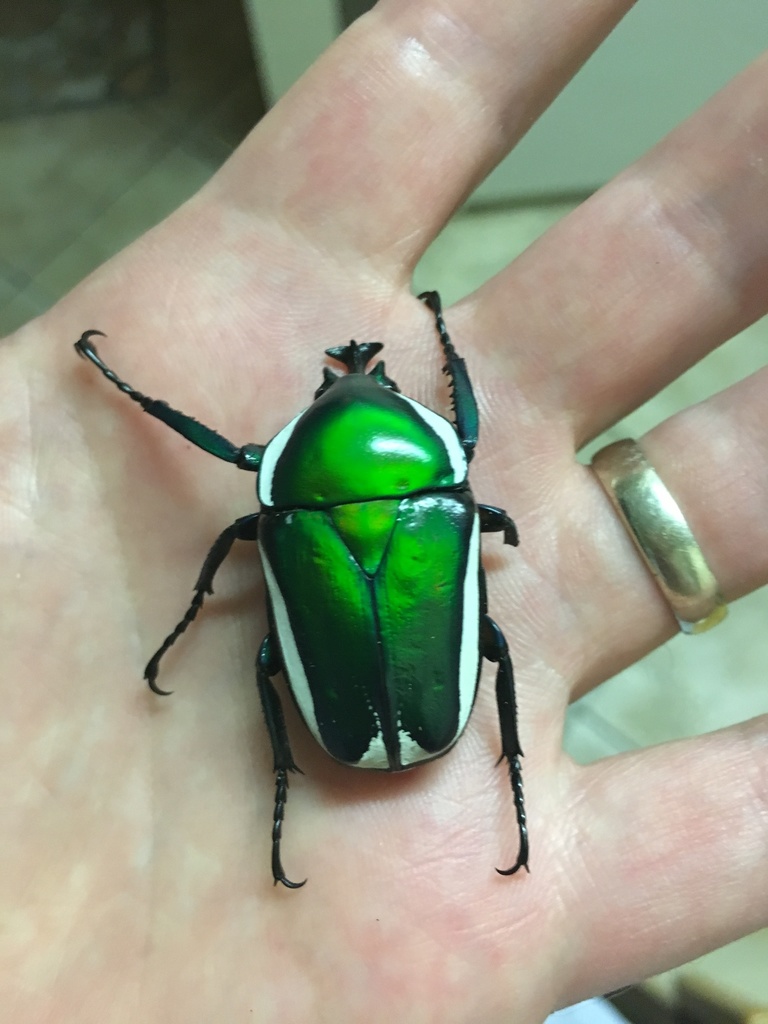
[{"left": 3, "top": 3, "right": 767, "bottom": 1022}]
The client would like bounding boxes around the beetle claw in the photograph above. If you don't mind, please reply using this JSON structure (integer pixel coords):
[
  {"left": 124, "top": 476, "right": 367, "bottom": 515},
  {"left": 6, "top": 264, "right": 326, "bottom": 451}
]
[
  {"left": 74, "top": 329, "right": 107, "bottom": 361},
  {"left": 146, "top": 675, "right": 173, "bottom": 697},
  {"left": 495, "top": 860, "right": 530, "bottom": 877},
  {"left": 274, "top": 872, "right": 307, "bottom": 890}
]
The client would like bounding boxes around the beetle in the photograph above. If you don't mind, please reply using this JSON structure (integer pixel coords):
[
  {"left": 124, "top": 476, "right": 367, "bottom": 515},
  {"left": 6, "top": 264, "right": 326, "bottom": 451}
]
[{"left": 74, "top": 291, "right": 528, "bottom": 888}]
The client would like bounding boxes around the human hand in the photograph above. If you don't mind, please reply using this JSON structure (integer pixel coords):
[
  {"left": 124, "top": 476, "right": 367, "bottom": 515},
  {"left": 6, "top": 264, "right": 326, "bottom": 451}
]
[{"left": 3, "top": 3, "right": 767, "bottom": 1022}]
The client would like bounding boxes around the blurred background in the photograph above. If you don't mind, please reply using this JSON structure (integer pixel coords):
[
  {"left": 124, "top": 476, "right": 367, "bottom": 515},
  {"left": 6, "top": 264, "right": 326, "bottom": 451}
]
[{"left": 1, "top": 1, "right": 766, "bottom": 1020}]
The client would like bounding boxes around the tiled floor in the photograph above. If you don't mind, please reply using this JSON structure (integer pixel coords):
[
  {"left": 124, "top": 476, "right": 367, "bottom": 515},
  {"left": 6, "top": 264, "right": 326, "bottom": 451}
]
[
  {"left": 0, "top": 0, "right": 263, "bottom": 336},
  {"left": 2, "top": 4, "right": 766, "bottom": 1016}
]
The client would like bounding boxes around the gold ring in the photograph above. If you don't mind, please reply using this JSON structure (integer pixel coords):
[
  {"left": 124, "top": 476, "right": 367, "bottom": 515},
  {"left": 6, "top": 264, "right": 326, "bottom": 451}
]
[{"left": 591, "top": 439, "right": 727, "bottom": 634}]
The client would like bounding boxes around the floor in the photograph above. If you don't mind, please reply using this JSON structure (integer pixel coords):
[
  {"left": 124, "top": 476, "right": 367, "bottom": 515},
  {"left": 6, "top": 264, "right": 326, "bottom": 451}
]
[
  {"left": 2, "top": 2, "right": 765, "bottom": 1017},
  {"left": 0, "top": 0, "right": 264, "bottom": 334}
]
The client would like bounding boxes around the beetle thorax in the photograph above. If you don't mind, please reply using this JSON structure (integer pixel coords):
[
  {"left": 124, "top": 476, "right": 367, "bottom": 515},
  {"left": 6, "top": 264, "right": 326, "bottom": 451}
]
[{"left": 257, "top": 374, "right": 467, "bottom": 508}]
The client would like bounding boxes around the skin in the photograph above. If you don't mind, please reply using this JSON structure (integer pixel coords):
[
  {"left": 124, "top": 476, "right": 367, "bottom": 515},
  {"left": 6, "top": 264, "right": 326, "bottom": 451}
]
[{"left": 2, "top": 1, "right": 767, "bottom": 1021}]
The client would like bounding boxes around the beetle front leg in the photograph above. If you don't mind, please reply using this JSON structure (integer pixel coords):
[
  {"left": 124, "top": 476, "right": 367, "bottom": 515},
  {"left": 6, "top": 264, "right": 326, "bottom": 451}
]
[
  {"left": 145, "top": 513, "right": 260, "bottom": 694},
  {"left": 256, "top": 634, "right": 306, "bottom": 890},
  {"left": 478, "top": 504, "right": 519, "bottom": 547},
  {"left": 481, "top": 615, "right": 529, "bottom": 877},
  {"left": 75, "top": 333, "right": 263, "bottom": 470},
  {"left": 418, "top": 291, "right": 479, "bottom": 462}
]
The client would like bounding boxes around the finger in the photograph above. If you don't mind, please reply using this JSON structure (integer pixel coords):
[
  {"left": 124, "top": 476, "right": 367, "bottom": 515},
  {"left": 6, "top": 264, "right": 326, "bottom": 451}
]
[
  {"left": 465, "top": 50, "right": 768, "bottom": 444},
  {"left": 557, "top": 716, "right": 768, "bottom": 1005},
  {"left": 213, "top": 0, "right": 637, "bottom": 272},
  {"left": 549, "top": 364, "right": 768, "bottom": 693}
]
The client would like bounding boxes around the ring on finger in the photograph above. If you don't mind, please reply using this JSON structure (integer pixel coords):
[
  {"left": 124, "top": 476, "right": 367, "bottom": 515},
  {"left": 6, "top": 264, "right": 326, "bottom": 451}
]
[{"left": 591, "top": 439, "right": 727, "bottom": 634}]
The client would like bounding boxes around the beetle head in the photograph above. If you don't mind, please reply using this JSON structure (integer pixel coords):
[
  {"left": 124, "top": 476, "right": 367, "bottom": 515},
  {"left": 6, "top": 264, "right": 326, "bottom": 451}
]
[{"left": 314, "top": 340, "right": 399, "bottom": 399}]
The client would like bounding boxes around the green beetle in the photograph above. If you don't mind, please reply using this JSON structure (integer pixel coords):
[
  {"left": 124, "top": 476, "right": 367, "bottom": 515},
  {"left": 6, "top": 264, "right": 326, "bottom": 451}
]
[{"left": 74, "top": 292, "right": 528, "bottom": 888}]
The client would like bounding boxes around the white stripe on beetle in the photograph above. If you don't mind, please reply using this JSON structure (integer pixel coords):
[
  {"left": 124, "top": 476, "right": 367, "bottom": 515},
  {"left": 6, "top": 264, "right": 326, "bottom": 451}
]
[
  {"left": 399, "top": 394, "right": 467, "bottom": 484},
  {"left": 260, "top": 543, "right": 325, "bottom": 748},
  {"left": 458, "top": 513, "right": 481, "bottom": 735},
  {"left": 257, "top": 408, "right": 306, "bottom": 507}
]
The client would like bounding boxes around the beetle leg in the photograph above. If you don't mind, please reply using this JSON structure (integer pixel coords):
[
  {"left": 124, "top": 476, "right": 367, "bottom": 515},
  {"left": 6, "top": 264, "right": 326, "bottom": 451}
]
[
  {"left": 478, "top": 504, "right": 519, "bottom": 547},
  {"left": 418, "top": 291, "right": 479, "bottom": 463},
  {"left": 74, "top": 332, "right": 263, "bottom": 471},
  {"left": 481, "top": 615, "right": 529, "bottom": 877},
  {"left": 256, "top": 634, "right": 306, "bottom": 890},
  {"left": 145, "top": 513, "right": 260, "bottom": 695}
]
